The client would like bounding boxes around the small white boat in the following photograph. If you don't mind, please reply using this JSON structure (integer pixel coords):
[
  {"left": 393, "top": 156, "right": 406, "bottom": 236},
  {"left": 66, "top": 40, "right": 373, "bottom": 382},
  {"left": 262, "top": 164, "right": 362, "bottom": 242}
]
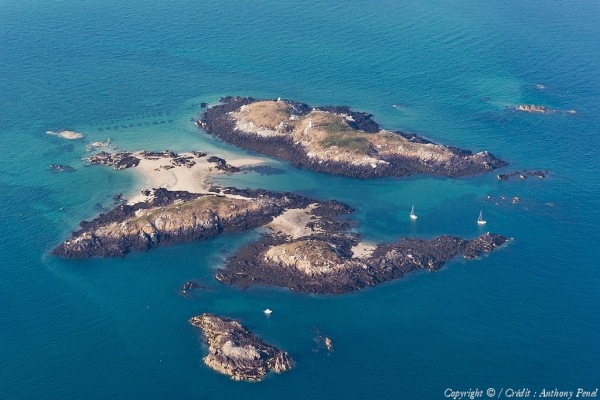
[
  {"left": 477, "top": 211, "right": 487, "bottom": 225},
  {"left": 410, "top": 205, "right": 418, "bottom": 220},
  {"left": 264, "top": 309, "right": 272, "bottom": 316}
]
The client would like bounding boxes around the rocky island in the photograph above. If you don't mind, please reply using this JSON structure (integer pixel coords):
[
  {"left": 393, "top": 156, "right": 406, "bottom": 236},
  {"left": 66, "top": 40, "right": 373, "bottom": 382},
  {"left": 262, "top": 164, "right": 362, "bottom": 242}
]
[
  {"left": 198, "top": 96, "right": 507, "bottom": 178},
  {"left": 189, "top": 314, "right": 294, "bottom": 381},
  {"left": 54, "top": 146, "right": 508, "bottom": 295},
  {"left": 217, "top": 228, "right": 508, "bottom": 294},
  {"left": 51, "top": 187, "right": 345, "bottom": 258}
]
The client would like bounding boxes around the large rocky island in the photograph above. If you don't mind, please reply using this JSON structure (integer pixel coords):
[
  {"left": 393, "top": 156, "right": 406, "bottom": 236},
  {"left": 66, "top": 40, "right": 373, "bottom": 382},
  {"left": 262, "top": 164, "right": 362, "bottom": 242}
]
[
  {"left": 217, "top": 226, "right": 508, "bottom": 294},
  {"left": 52, "top": 186, "right": 344, "bottom": 258},
  {"left": 189, "top": 314, "right": 294, "bottom": 381},
  {"left": 198, "top": 96, "right": 507, "bottom": 178}
]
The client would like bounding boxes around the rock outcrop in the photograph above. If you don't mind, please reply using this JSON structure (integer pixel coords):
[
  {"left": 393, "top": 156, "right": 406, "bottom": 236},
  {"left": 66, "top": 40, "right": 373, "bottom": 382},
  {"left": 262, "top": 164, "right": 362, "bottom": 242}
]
[
  {"left": 496, "top": 169, "right": 548, "bottom": 181},
  {"left": 512, "top": 104, "right": 554, "bottom": 114},
  {"left": 87, "top": 151, "right": 141, "bottom": 170},
  {"left": 189, "top": 314, "right": 294, "bottom": 381},
  {"left": 198, "top": 96, "right": 507, "bottom": 178}
]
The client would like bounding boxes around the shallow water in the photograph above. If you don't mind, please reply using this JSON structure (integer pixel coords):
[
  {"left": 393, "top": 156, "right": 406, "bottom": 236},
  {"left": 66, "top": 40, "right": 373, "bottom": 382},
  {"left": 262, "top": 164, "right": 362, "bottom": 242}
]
[{"left": 1, "top": 0, "right": 599, "bottom": 399}]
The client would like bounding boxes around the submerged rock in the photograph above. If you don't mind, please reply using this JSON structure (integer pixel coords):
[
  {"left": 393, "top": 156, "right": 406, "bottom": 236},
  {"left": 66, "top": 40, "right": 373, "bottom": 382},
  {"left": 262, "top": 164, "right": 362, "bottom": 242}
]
[
  {"left": 512, "top": 104, "right": 554, "bottom": 114},
  {"left": 46, "top": 130, "right": 85, "bottom": 140},
  {"left": 49, "top": 164, "right": 76, "bottom": 172},
  {"left": 189, "top": 314, "right": 294, "bottom": 381},
  {"left": 496, "top": 169, "right": 548, "bottom": 181}
]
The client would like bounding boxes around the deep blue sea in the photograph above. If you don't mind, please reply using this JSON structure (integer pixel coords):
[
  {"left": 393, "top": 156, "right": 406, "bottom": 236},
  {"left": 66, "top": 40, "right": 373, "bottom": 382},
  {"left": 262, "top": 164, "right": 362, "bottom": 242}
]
[{"left": 1, "top": 1, "right": 599, "bottom": 399}]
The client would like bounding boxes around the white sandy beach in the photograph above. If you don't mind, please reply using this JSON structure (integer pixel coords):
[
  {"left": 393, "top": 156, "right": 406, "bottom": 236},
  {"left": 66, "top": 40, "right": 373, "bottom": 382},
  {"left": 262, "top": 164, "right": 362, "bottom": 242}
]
[
  {"left": 122, "top": 151, "right": 327, "bottom": 240},
  {"left": 126, "top": 152, "right": 265, "bottom": 204}
]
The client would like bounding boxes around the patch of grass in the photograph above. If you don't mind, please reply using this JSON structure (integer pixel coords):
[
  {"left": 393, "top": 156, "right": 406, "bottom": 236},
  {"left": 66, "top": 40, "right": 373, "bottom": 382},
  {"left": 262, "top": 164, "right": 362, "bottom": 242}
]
[
  {"left": 130, "top": 196, "right": 245, "bottom": 226},
  {"left": 320, "top": 132, "right": 371, "bottom": 152},
  {"left": 245, "top": 101, "right": 292, "bottom": 129}
]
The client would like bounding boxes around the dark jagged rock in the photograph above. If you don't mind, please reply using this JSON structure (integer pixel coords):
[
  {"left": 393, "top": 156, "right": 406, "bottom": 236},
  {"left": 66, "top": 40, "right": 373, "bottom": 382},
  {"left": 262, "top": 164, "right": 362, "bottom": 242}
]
[
  {"left": 87, "top": 151, "right": 140, "bottom": 170},
  {"left": 171, "top": 155, "right": 196, "bottom": 168},
  {"left": 206, "top": 156, "right": 241, "bottom": 173},
  {"left": 198, "top": 97, "right": 507, "bottom": 178},
  {"left": 179, "top": 280, "right": 209, "bottom": 296},
  {"left": 497, "top": 170, "right": 549, "bottom": 181},
  {"left": 216, "top": 233, "right": 509, "bottom": 294},
  {"left": 189, "top": 313, "right": 294, "bottom": 381},
  {"left": 140, "top": 150, "right": 178, "bottom": 159},
  {"left": 49, "top": 164, "right": 76, "bottom": 172}
]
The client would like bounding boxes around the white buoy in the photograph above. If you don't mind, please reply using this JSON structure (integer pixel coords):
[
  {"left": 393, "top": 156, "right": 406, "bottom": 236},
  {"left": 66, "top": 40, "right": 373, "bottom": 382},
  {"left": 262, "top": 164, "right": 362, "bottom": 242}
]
[{"left": 264, "top": 309, "right": 272, "bottom": 316}]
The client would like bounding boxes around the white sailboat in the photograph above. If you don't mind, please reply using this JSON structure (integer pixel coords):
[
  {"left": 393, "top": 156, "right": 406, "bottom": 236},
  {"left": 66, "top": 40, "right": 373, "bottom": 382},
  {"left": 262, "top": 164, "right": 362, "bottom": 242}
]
[
  {"left": 477, "top": 211, "right": 487, "bottom": 225},
  {"left": 410, "top": 205, "right": 418, "bottom": 220}
]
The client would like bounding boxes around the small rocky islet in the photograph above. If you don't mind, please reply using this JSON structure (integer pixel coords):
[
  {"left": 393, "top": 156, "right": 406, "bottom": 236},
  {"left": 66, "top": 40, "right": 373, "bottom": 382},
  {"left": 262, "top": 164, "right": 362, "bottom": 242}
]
[{"left": 189, "top": 314, "right": 294, "bottom": 381}]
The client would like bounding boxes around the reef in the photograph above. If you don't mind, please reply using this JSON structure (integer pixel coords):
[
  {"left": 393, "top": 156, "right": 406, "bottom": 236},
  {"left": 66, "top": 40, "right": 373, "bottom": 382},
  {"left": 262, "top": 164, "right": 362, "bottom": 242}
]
[
  {"left": 189, "top": 313, "right": 294, "bottom": 381},
  {"left": 496, "top": 170, "right": 548, "bottom": 181},
  {"left": 198, "top": 96, "right": 507, "bottom": 178},
  {"left": 511, "top": 104, "right": 555, "bottom": 114}
]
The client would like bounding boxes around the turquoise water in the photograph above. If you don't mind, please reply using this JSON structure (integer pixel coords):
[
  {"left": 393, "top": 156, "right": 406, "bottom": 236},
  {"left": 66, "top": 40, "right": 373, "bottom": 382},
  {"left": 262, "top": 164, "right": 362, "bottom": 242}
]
[{"left": 1, "top": 0, "right": 599, "bottom": 398}]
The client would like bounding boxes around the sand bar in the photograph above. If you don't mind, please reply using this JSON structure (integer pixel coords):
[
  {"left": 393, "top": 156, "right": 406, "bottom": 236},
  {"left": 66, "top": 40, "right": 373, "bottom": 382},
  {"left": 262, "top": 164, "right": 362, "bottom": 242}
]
[{"left": 126, "top": 151, "right": 265, "bottom": 204}]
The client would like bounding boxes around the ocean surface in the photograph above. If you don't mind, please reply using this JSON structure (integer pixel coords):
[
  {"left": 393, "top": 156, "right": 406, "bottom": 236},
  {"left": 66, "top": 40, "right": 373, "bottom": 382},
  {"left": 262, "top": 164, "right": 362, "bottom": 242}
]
[{"left": 1, "top": 0, "right": 599, "bottom": 398}]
